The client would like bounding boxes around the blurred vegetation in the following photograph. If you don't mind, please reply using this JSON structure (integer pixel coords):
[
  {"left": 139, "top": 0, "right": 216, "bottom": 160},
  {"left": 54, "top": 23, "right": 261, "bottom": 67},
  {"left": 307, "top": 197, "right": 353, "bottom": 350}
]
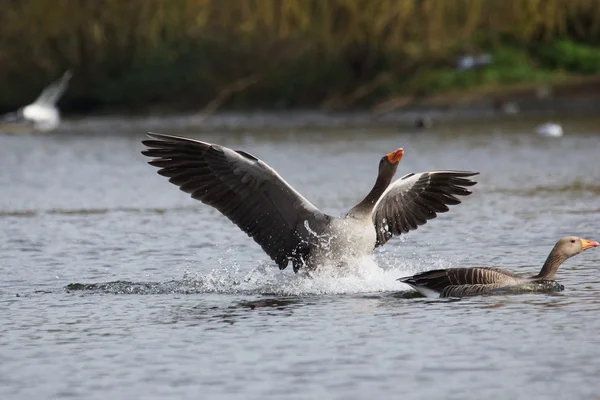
[{"left": 1, "top": 0, "right": 600, "bottom": 113}]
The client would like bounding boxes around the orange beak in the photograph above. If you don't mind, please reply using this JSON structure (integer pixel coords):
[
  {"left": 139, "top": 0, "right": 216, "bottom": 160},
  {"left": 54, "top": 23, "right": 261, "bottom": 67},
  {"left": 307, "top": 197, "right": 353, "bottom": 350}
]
[
  {"left": 386, "top": 148, "right": 404, "bottom": 164},
  {"left": 580, "top": 238, "right": 599, "bottom": 250}
]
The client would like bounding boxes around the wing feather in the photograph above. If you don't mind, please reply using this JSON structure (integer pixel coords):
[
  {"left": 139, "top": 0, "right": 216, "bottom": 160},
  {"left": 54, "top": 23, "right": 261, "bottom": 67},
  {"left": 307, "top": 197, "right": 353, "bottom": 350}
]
[
  {"left": 399, "top": 267, "right": 521, "bottom": 297},
  {"left": 141, "top": 132, "right": 327, "bottom": 269},
  {"left": 372, "top": 171, "right": 478, "bottom": 246},
  {"left": 33, "top": 70, "right": 72, "bottom": 106}
]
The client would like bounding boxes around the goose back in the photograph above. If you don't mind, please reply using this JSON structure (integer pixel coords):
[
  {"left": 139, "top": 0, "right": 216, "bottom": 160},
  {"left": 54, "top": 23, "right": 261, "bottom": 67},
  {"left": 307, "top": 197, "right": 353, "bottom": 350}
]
[{"left": 399, "top": 267, "right": 522, "bottom": 297}]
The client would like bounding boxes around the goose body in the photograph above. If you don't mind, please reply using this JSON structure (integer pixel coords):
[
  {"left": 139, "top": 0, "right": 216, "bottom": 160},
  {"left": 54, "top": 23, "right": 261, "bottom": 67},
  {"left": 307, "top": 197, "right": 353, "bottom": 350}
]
[
  {"left": 306, "top": 215, "right": 379, "bottom": 267},
  {"left": 399, "top": 236, "right": 598, "bottom": 298},
  {"left": 0, "top": 70, "right": 72, "bottom": 132},
  {"left": 142, "top": 133, "right": 478, "bottom": 272}
]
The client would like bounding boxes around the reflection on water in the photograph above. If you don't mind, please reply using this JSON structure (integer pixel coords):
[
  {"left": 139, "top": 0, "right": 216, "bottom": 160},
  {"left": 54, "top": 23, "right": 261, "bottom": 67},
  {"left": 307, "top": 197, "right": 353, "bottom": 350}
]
[
  {"left": 167, "top": 298, "right": 307, "bottom": 327},
  {"left": 2, "top": 113, "right": 600, "bottom": 400},
  {"left": 236, "top": 297, "right": 306, "bottom": 310}
]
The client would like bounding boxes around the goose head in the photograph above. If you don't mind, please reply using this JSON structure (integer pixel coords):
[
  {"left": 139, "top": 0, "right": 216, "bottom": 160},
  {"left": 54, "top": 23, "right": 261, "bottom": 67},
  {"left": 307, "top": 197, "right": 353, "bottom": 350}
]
[
  {"left": 555, "top": 236, "right": 598, "bottom": 258},
  {"left": 378, "top": 148, "right": 403, "bottom": 181}
]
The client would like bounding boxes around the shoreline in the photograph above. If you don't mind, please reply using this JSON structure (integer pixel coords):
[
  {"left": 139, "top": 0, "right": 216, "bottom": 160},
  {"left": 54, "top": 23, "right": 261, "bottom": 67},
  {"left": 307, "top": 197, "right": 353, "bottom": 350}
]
[{"left": 56, "top": 76, "right": 600, "bottom": 133}]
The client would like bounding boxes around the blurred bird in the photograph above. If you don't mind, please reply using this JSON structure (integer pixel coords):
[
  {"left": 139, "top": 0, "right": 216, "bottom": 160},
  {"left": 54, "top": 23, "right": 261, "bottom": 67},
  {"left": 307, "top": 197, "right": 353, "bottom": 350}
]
[
  {"left": 536, "top": 122, "right": 563, "bottom": 137},
  {"left": 492, "top": 98, "right": 520, "bottom": 115},
  {"left": 535, "top": 85, "right": 553, "bottom": 100},
  {"left": 0, "top": 70, "right": 72, "bottom": 132},
  {"left": 456, "top": 54, "right": 492, "bottom": 72},
  {"left": 415, "top": 116, "right": 433, "bottom": 129}
]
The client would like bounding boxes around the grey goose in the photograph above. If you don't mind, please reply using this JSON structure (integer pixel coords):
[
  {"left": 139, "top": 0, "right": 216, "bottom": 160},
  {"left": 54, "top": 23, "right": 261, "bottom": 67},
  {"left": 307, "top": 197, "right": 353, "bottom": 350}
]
[
  {"left": 142, "top": 132, "right": 478, "bottom": 272},
  {"left": 399, "top": 236, "right": 598, "bottom": 298}
]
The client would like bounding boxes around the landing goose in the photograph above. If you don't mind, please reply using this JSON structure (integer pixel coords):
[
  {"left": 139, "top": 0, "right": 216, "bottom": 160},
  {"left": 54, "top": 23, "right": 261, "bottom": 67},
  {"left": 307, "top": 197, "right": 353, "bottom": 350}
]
[
  {"left": 0, "top": 70, "right": 72, "bottom": 132},
  {"left": 399, "top": 236, "right": 598, "bottom": 298},
  {"left": 142, "top": 133, "right": 478, "bottom": 272}
]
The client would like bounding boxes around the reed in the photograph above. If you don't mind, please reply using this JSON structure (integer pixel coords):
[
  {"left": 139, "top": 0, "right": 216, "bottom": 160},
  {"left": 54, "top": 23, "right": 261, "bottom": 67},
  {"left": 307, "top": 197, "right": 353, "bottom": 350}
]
[{"left": 1, "top": 0, "right": 599, "bottom": 111}]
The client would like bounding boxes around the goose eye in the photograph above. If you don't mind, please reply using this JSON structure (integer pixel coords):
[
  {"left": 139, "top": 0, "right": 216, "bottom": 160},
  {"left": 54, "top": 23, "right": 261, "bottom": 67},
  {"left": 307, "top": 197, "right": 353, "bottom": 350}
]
[{"left": 570, "top": 239, "right": 576, "bottom": 243}]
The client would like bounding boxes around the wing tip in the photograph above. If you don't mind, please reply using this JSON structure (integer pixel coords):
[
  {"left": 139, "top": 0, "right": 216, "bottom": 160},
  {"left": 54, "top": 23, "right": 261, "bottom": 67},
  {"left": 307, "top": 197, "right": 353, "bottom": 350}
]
[
  {"left": 458, "top": 171, "right": 479, "bottom": 177},
  {"left": 431, "top": 170, "right": 480, "bottom": 177},
  {"left": 144, "top": 132, "right": 212, "bottom": 148},
  {"left": 62, "top": 70, "right": 73, "bottom": 81},
  {"left": 145, "top": 132, "right": 168, "bottom": 140}
]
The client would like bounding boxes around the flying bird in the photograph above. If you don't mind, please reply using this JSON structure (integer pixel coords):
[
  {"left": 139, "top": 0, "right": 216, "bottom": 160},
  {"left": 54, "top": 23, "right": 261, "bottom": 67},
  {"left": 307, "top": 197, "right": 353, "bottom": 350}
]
[{"left": 0, "top": 70, "right": 72, "bottom": 132}]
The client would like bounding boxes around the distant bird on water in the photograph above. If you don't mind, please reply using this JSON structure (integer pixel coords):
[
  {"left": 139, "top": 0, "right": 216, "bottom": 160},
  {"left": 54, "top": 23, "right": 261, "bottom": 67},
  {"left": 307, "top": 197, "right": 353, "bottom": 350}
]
[
  {"left": 399, "top": 236, "right": 598, "bottom": 298},
  {"left": 492, "top": 98, "right": 519, "bottom": 115},
  {"left": 0, "top": 70, "right": 72, "bottom": 132},
  {"left": 415, "top": 116, "right": 433, "bottom": 129},
  {"left": 142, "top": 133, "right": 478, "bottom": 272},
  {"left": 536, "top": 122, "right": 563, "bottom": 138}
]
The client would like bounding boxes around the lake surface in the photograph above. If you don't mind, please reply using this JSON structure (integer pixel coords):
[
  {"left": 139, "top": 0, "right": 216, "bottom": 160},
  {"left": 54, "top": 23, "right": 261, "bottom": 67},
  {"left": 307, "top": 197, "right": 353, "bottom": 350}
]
[{"left": 1, "top": 114, "right": 600, "bottom": 399}]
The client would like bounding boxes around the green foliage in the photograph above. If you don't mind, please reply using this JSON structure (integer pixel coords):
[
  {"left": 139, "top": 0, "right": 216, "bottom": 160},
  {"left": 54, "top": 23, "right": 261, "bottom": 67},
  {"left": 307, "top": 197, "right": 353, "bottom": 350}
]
[
  {"left": 535, "top": 40, "right": 600, "bottom": 74},
  {"left": 398, "top": 47, "right": 555, "bottom": 96}
]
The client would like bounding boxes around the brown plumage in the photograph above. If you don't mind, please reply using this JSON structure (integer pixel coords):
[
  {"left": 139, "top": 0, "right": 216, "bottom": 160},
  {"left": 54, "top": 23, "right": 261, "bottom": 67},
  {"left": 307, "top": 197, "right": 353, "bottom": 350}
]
[{"left": 399, "top": 236, "right": 599, "bottom": 298}]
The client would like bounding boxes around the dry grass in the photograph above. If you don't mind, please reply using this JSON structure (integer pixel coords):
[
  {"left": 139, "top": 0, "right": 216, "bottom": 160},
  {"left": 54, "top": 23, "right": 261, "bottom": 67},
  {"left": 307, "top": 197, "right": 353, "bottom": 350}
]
[{"left": 1, "top": 0, "right": 599, "bottom": 110}]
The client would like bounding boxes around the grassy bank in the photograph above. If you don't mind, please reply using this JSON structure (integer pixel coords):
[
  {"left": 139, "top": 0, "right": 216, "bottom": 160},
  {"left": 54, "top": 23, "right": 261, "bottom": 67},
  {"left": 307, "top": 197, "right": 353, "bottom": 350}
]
[{"left": 1, "top": 0, "right": 600, "bottom": 113}]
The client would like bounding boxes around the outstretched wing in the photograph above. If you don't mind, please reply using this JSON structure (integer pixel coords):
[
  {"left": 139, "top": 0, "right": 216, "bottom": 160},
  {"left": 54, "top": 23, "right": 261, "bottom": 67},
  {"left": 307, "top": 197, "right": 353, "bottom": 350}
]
[
  {"left": 33, "top": 70, "right": 72, "bottom": 106},
  {"left": 372, "top": 171, "right": 478, "bottom": 246},
  {"left": 141, "top": 132, "right": 327, "bottom": 269}
]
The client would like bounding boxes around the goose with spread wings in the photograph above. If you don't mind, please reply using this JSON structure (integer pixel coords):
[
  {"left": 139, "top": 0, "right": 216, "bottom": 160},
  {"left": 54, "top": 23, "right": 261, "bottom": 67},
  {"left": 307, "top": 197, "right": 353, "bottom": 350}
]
[{"left": 142, "top": 133, "right": 478, "bottom": 272}]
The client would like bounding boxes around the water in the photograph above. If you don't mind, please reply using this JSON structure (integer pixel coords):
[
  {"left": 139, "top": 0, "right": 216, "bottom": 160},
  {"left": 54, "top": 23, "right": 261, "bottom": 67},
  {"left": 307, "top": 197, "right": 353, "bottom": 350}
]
[{"left": 1, "top": 114, "right": 600, "bottom": 399}]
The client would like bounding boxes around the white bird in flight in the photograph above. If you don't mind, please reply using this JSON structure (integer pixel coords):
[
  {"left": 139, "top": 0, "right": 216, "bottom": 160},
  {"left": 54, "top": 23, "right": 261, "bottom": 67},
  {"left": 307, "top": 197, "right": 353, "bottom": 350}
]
[{"left": 1, "top": 70, "right": 72, "bottom": 132}]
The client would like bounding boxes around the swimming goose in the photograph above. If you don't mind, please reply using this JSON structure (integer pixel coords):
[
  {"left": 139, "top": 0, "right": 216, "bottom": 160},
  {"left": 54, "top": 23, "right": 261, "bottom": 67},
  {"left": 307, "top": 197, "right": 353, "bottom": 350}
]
[
  {"left": 399, "top": 236, "right": 599, "bottom": 298},
  {"left": 141, "top": 133, "right": 478, "bottom": 272},
  {"left": 0, "top": 70, "right": 72, "bottom": 132}
]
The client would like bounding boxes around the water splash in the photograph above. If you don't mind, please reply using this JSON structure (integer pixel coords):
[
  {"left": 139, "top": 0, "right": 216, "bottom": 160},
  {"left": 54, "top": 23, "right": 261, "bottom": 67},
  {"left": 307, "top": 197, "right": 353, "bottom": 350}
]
[{"left": 66, "top": 255, "right": 453, "bottom": 296}]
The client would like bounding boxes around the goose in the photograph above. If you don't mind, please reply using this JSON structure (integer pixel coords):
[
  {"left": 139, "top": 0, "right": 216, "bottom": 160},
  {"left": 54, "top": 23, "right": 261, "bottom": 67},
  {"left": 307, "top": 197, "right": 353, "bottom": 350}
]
[
  {"left": 535, "top": 122, "right": 563, "bottom": 138},
  {"left": 0, "top": 70, "right": 72, "bottom": 132},
  {"left": 399, "top": 236, "right": 598, "bottom": 298},
  {"left": 141, "top": 133, "right": 478, "bottom": 272}
]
